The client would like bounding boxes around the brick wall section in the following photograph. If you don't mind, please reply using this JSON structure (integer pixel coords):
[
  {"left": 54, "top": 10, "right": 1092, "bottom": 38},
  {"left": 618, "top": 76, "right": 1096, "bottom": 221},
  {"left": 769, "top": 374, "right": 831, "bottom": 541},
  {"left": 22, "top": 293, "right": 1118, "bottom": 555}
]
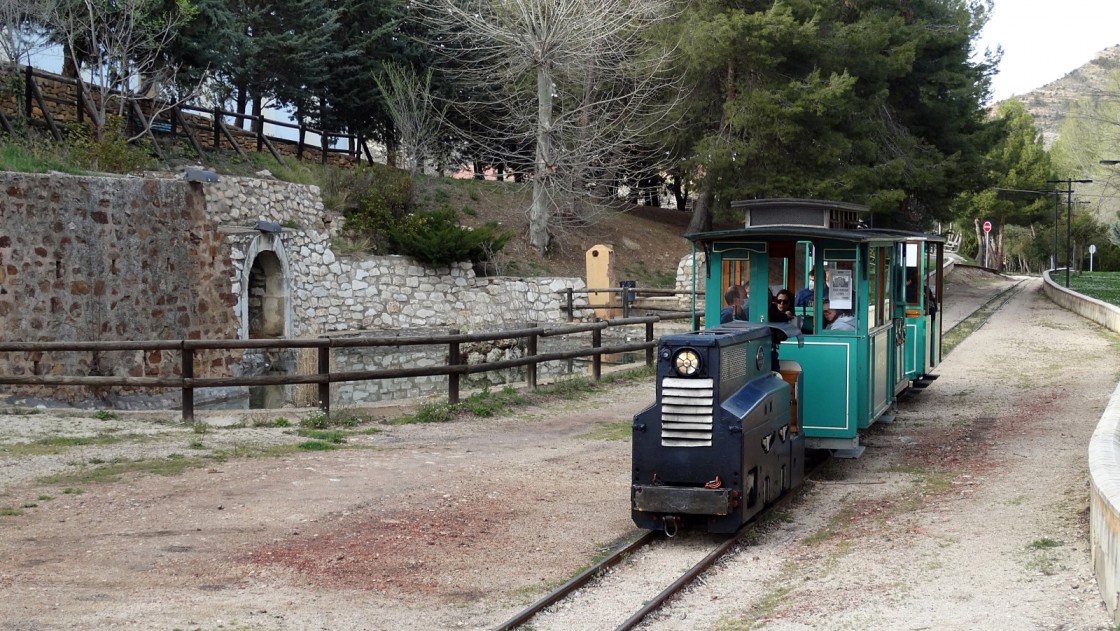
[{"left": 0, "top": 174, "right": 240, "bottom": 399}]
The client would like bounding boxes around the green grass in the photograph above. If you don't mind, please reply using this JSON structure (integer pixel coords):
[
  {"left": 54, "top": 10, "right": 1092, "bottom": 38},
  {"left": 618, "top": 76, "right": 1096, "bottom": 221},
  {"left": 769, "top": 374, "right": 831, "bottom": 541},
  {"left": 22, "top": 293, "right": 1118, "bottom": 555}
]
[
  {"left": 37, "top": 444, "right": 305, "bottom": 486},
  {"left": 295, "top": 429, "right": 347, "bottom": 443},
  {"left": 579, "top": 422, "right": 631, "bottom": 441},
  {"left": 389, "top": 367, "right": 654, "bottom": 426},
  {"left": 0, "top": 138, "right": 85, "bottom": 174},
  {"left": 0, "top": 507, "right": 24, "bottom": 517},
  {"left": 297, "top": 440, "right": 338, "bottom": 451},
  {"left": 1068, "top": 272, "right": 1120, "bottom": 307},
  {"left": 1027, "top": 537, "right": 1063, "bottom": 550},
  {"left": 93, "top": 410, "right": 118, "bottom": 421},
  {"left": 0, "top": 433, "right": 133, "bottom": 456}
]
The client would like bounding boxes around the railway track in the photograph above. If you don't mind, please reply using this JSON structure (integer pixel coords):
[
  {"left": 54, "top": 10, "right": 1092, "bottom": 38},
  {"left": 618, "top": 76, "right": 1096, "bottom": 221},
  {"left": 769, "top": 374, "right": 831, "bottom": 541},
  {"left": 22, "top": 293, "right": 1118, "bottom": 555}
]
[{"left": 495, "top": 458, "right": 827, "bottom": 631}]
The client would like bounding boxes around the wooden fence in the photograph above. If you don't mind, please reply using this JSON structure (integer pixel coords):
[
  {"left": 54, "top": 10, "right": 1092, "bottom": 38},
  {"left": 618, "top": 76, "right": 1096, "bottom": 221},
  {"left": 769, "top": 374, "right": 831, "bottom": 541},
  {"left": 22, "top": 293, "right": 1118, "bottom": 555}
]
[
  {"left": 561, "top": 287, "right": 705, "bottom": 322},
  {"left": 2, "top": 64, "right": 375, "bottom": 167},
  {"left": 0, "top": 316, "right": 670, "bottom": 422}
]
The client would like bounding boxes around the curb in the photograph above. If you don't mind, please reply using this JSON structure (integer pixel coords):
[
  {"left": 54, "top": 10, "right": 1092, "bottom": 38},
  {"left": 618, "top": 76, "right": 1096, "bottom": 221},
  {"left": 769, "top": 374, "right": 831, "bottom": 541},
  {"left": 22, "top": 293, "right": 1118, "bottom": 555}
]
[{"left": 1042, "top": 270, "right": 1120, "bottom": 622}]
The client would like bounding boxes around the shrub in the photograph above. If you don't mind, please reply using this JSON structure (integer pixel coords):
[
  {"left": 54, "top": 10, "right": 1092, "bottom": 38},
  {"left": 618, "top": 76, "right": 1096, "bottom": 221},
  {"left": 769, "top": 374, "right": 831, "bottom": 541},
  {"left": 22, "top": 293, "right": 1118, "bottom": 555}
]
[
  {"left": 63, "top": 117, "right": 156, "bottom": 174},
  {"left": 387, "top": 209, "right": 511, "bottom": 266},
  {"left": 341, "top": 163, "right": 414, "bottom": 239}
]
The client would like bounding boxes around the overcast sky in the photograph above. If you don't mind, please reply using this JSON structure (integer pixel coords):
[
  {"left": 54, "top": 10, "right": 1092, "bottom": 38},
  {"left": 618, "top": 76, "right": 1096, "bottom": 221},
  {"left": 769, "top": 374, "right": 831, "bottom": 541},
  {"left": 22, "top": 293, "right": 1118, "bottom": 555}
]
[{"left": 976, "top": 0, "right": 1120, "bottom": 103}]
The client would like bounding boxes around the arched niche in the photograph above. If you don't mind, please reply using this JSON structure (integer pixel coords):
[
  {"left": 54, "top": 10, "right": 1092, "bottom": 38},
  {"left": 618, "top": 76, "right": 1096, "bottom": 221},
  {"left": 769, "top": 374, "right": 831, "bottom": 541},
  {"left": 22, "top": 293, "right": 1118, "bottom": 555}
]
[{"left": 240, "top": 233, "right": 292, "bottom": 340}]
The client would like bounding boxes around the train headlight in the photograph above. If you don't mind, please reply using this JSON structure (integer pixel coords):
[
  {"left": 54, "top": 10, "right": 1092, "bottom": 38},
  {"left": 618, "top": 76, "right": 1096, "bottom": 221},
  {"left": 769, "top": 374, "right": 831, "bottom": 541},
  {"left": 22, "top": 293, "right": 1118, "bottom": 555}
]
[{"left": 671, "top": 348, "right": 703, "bottom": 377}]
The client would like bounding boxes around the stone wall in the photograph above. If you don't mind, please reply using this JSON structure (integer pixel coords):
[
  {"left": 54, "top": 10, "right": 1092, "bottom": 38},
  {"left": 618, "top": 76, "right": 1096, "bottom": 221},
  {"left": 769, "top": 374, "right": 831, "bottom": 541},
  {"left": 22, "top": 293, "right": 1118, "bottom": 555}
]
[
  {"left": 0, "top": 171, "right": 590, "bottom": 405},
  {"left": 0, "top": 173, "right": 240, "bottom": 400}
]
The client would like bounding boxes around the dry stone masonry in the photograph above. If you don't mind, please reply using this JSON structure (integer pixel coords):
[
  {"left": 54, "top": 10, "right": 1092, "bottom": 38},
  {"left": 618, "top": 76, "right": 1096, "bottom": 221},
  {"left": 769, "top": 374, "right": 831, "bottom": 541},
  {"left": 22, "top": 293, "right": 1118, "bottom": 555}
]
[{"left": 0, "top": 171, "right": 589, "bottom": 407}]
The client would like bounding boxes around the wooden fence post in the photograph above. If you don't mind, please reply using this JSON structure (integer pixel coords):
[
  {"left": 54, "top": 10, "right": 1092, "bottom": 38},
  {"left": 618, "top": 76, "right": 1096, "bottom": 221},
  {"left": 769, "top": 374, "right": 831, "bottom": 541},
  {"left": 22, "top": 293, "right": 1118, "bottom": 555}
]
[
  {"left": 565, "top": 288, "right": 574, "bottom": 322},
  {"left": 181, "top": 346, "right": 194, "bottom": 423},
  {"left": 646, "top": 321, "right": 655, "bottom": 366},
  {"left": 24, "top": 65, "right": 31, "bottom": 119},
  {"left": 448, "top": 329, "right": 460, "bottom": 404},
  {"left": 321, "top": 132, "right": 328, "bottom": 164},
  {"left": 317, "top": 346, "right": 330, "bottom": 416},
  {"left": 212, "top": 107, "right": 221, "bottom": 149},
  {"left": 75, "top": 80, "right": 83, "bottom": 123},
  {"left": 592, "top": 324, "right": 602, "bottom": 382},
  {"left": 526, "top": 322, "right": 537, "bottom": 390},
  {"left": 297, "top": 125, "right": 305, "bottom": 160}
]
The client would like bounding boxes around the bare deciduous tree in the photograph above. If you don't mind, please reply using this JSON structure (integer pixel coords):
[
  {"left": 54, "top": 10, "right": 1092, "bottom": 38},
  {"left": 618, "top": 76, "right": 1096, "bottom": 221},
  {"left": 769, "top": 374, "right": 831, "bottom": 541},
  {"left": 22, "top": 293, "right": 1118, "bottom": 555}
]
[
  {"left": 416, "top": 0, "right": 683, "bottom": 254},
  {"left": 48, "top": 0, "right": 200, "bottom": 139},
  {"left": 0, "top": 0, "right": 50, "bottom": 67},
  {"left": 374, "top": 62, "right": 448, "bottom": 178}
]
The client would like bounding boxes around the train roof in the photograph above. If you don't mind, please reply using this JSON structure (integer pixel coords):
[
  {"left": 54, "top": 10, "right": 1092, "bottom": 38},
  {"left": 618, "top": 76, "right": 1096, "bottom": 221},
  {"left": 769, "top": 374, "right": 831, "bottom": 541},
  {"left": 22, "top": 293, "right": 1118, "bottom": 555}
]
[
  {"left": 687, "top": 198, "right": 946, "bottom": 246},
  {"left": 685, "top": 225, "right": 947, "bottom": 245}
]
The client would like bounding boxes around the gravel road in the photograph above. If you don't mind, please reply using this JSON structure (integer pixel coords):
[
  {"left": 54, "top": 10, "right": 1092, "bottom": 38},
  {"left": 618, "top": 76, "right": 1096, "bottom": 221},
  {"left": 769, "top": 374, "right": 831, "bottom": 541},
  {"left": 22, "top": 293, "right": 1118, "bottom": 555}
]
[{"left": 0, "top": 270, "right": 1116, "bottom": 630}]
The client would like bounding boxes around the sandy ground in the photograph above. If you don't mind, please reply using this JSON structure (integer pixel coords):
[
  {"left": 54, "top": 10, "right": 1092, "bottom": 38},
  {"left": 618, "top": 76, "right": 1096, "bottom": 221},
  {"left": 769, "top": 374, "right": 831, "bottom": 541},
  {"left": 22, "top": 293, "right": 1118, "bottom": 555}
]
[{"left": 0, "top": 268, "right": 1116, "bottom": 630}]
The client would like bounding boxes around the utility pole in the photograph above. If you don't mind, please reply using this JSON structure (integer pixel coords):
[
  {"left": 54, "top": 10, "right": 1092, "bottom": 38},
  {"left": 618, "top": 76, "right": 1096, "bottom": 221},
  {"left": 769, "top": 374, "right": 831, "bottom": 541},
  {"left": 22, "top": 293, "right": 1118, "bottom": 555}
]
[{"left": 1046, "top": 178, "right": 1092, "bottom": 288}]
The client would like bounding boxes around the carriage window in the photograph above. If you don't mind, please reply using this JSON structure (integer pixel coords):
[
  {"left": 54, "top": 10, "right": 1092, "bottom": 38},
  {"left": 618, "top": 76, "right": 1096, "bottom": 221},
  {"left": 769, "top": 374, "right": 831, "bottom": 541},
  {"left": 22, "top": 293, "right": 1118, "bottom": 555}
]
[
  {"left": 720, "top": 258, "right": 750, "bottom": 321},
  {"left": 868, "top": 247, "right": 890, "bottom": 327},
  {"left": 821, "top": 257, "right": 855, "bottom": 332}
]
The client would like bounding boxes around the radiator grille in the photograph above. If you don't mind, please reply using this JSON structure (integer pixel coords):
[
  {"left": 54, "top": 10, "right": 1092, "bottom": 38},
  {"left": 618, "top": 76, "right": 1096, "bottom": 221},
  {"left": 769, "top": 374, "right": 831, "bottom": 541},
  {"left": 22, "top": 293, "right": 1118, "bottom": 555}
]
[
  {"left": 721, "top": 344, "right": 746, "bottom": 383},
  {"left": 660, "top": 377, "right": 714, "bottom": 447}
]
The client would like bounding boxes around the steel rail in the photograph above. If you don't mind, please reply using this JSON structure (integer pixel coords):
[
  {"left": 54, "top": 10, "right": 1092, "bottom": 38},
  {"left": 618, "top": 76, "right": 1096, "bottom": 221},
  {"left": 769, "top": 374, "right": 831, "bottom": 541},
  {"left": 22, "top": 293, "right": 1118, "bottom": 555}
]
[
  {"left": 616, "top": 456, "right": 830, "bottom": 630},
  {"left": 493, "top": 530, "right": 660, "bottom": 631},
  {"left": 495, "top": 456, "right": 831, "bottom": 630}
]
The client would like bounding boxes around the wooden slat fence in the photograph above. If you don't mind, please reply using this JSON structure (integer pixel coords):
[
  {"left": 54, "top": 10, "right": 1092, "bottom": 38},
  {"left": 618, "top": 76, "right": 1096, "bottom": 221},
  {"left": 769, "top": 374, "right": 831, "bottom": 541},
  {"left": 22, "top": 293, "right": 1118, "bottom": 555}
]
[
  {"left": 0, "top": 316, "right": 669, "bottom": 422},
  {"left": 2, "top": 64, "right": 375, "bottom": 167}
]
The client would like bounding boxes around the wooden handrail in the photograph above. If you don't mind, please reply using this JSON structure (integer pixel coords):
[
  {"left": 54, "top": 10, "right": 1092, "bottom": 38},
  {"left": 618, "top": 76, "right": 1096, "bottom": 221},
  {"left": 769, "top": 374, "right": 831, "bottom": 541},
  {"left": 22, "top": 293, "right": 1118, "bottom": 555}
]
[
  {"left": 0, "top": 316, "right": 673, "bottom": 422},
  {"left": 6, "top": 65, "right": 374, "bottom": 166}
]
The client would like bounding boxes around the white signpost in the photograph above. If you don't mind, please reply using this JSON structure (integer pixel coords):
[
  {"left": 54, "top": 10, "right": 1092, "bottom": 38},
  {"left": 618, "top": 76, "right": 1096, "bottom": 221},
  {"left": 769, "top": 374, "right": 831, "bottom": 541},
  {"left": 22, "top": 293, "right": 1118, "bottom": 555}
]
[
  {"left": 982, "top": 220, "right": 991, "bottom": 268},
  {"left": 1090, "top": 244, "right": 1097, "bottom": 272}
]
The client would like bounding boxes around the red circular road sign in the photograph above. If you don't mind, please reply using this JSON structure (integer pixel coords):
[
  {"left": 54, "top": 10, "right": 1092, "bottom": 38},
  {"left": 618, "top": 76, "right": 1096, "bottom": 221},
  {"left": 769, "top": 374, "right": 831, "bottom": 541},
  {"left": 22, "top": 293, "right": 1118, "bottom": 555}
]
[{"left": 983, "top": 220, "right": 992, "bottom": 233}]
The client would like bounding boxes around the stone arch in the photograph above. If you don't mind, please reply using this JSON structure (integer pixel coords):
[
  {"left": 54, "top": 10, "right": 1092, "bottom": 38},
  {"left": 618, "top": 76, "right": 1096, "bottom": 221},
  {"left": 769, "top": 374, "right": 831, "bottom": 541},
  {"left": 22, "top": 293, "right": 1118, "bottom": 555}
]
[{"left": 240, "top": 234, "right": 292, "bottom": 339}]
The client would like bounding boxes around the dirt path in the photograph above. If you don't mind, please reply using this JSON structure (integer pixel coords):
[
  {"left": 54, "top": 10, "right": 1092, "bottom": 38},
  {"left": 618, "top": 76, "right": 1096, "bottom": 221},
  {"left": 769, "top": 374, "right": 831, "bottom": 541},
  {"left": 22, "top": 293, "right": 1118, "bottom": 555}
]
[{"left": 0, "top": 272, "right": 1116, "bottom": 630}]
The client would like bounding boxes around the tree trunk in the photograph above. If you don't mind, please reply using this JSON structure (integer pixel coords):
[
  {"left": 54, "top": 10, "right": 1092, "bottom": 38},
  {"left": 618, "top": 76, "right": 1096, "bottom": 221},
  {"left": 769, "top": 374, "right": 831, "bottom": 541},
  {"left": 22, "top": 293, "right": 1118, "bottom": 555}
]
[
  {"left": 669, "top": 175, "right": 689, "bottom": 211},
  {"left": 252, "top": 95, "right": 263, "bottom": 136},
  {"left": 973, "top": 217, "right": 984, "bottom": 266},
  {"left": 62, "top": 43, "right": 79, "bottom": 79},
  {"left": 236, "top": 85, "right": 248, "bottom": 130},
  {"left": 530, "top": 65, "right": 553, "bottom": 255},
  {"left": 686, "top": 189, "right": 714, "bottom": 235},
  {"left": 996, "top": 219, "right": 1005, "bottom": 272}
]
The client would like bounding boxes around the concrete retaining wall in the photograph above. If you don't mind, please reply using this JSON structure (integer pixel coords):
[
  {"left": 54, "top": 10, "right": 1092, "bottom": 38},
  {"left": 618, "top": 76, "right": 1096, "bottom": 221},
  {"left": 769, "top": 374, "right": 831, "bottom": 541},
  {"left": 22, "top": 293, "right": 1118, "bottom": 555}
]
[{"left": 1043, "top": 270, "right": 1120, "bottom": 622}]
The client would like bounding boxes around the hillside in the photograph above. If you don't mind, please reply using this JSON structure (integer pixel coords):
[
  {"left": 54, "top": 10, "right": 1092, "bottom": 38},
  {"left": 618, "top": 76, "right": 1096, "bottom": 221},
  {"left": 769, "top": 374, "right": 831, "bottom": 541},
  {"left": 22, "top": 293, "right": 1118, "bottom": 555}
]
[
  {"left": 1016, "top": 45, "right": 1120, "bottom": 148},
  {"left": 411, "top": 175, "right": 701, "bottom": 287}
]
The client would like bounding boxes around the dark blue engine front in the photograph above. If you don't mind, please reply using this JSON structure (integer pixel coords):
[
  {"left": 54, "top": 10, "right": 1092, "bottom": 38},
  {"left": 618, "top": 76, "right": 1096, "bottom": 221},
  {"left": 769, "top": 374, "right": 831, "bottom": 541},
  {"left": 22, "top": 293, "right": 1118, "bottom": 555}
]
[{"left": 631, "top": 322, "right": 805, "bottom": 533}]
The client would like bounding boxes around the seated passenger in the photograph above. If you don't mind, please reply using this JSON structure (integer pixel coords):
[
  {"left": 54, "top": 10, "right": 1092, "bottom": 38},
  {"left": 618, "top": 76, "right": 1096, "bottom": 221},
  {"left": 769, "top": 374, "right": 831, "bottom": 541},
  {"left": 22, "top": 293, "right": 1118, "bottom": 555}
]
[
  {"left": 822, "top": 300, "right": 856, "bottom": 331},
  {"left": 794, "top": 270, "right": 816, "bottom": 307},
  {"left": 770, "top": 289, "right": 795, "bottom": 323},
  {"left": 719, "top": 285, "right": 747, "bottom": 323}
]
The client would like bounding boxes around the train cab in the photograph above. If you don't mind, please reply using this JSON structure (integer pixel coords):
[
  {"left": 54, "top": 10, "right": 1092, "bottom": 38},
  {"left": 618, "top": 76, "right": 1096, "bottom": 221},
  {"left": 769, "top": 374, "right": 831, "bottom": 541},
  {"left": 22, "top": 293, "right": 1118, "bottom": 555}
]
[{"left": 686, "top": 199, "right": 946, "bottom": 457}]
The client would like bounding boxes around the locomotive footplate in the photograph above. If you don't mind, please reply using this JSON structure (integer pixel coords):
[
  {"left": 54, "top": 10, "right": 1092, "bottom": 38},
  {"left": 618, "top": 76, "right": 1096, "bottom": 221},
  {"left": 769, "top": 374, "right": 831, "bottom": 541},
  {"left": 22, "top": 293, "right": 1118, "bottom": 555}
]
[{"left": 632, "top": 485, "right": 733, "bottom": 515}]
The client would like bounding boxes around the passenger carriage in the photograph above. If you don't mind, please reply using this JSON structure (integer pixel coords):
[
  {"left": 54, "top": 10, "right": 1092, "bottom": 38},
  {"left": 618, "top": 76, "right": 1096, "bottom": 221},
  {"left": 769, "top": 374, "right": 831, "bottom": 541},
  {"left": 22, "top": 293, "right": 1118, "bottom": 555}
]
[
  {"left": 687, "top": 198, "right": 944, "bottom": 456},
  {"left": 632, "top": 198, "right": 946, "bottom": 533}
]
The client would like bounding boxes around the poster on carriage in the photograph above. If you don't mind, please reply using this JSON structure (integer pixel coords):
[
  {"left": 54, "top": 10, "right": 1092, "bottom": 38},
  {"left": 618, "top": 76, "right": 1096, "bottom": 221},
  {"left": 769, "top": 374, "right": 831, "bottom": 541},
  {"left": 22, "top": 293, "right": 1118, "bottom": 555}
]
[{"left": 829, "top": 269, "right": 853, "bottom": 309}]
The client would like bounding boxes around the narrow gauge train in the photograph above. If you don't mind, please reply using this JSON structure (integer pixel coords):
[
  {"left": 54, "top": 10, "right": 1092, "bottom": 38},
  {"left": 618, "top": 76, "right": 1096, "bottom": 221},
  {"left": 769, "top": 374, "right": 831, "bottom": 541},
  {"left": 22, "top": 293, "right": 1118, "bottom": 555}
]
[{"left": 632, "top": 199, "right": 945, "bottom": 534}]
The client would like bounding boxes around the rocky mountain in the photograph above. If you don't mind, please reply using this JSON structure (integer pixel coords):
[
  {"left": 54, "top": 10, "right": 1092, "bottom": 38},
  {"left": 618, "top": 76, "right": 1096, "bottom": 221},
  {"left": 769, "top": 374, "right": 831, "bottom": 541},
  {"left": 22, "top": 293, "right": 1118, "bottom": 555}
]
[{"left": 1015, "top": 45, "right": 1120, "bottom": 148}]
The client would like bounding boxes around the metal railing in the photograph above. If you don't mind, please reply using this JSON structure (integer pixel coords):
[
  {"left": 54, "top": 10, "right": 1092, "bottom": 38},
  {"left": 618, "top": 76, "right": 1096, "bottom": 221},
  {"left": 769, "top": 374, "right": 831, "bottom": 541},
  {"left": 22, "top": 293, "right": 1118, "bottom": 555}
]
[{"left": 0, "top": 317, "right": 666, "bottom": 422}]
